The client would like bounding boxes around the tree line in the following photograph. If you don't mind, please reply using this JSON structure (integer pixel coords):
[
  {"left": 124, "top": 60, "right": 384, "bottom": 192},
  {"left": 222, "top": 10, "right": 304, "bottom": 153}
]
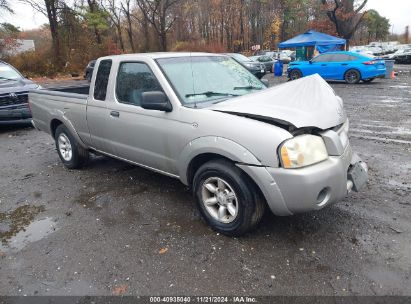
[{"left": 0, "top": 0, "right": 393, "bottom": 76}]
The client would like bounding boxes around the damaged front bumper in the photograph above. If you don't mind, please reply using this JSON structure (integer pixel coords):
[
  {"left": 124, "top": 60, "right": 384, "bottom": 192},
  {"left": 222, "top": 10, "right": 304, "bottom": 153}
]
[{"left": 238, "top": 143, "right": 368, "bottom": 216}]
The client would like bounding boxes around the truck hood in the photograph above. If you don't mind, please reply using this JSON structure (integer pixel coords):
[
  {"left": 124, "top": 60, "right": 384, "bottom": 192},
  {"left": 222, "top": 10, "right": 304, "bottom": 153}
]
[
  {"left": 210, "top": 74, "right": 346, "bottom": 130},
  {"left": 0, "top": 78, "right": 39, "bottom": 94}
]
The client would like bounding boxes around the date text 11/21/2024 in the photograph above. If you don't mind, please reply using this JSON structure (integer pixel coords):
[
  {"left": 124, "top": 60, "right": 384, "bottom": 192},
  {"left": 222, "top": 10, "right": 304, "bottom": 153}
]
[{"left": 149, "top": 297, "right": 257, "bottom": 303}]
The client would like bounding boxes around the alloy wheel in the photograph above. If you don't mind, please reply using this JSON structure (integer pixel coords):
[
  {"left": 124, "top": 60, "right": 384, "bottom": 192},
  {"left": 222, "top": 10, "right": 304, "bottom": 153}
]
[{"left": 201, "top": 177, "right": 238, "bottom": 224}]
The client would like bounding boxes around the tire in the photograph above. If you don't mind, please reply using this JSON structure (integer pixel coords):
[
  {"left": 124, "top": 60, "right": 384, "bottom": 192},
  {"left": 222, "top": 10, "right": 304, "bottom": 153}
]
[
  {"left": 344, "top": 69, "right": 361, "bottom": 84},
  {"left": 55, "top": 124, "right": 89, "bottom": 169},
  {"left": 193, "top": 159, "right": 265, "bottom": 236},
  {"left": 289, "top": 69, "right": 302, "bottom": 80},
  {"left": 363, "top": 78, "right": 375, "bottom": 83}
]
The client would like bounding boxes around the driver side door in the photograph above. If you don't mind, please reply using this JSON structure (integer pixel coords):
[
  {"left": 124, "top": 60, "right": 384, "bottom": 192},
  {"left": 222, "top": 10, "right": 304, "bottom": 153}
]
[
  {"left": 103, "top": 61, "right": 177, "bottom": 174},
  {"left": 304, "top": 54, "right": 332, "bottom": 78}
]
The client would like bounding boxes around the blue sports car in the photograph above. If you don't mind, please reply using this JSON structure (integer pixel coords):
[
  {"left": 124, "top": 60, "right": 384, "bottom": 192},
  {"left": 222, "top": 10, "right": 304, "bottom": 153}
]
[{"left": 287, "top": 51, "right": 386, "bottom": 84}]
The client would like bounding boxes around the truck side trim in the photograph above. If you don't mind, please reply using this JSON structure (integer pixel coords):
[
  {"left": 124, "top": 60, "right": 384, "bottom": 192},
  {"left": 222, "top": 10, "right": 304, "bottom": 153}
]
[{"left": 91, "top": 148, "right": 180, "bottom": 180}]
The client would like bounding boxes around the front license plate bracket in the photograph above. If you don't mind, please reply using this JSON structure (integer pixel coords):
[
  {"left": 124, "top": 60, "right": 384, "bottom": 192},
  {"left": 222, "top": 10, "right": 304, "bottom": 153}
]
[{"left": 348, "top": 162, "right": 368, "bottom": 192}]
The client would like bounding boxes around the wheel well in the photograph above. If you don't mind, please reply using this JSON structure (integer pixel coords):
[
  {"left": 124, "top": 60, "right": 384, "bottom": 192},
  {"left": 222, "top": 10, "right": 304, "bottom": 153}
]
[
  {"left": 344, "top": 68, "right": 361, "bottom": 78},
  {"left": 290, "top": 68, "right": 302, "bottom": 75},
  {"left": 186, "top": 153, "right": 231, "bottom": 186},
  {"left": 50, "top": 119, "right": 63, "bottom": 138},
  {"left": 186, "top": 153, "right": 268, "bottom": 209}
]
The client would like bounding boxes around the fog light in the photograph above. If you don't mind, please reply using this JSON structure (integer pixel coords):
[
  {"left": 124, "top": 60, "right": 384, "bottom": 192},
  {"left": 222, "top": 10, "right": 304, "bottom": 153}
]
[{"left": 317, "top": 187, "right": 330, "bottom": 206}]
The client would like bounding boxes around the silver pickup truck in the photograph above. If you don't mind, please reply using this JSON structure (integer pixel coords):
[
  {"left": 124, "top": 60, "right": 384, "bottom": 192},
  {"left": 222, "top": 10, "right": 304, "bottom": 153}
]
[{"left": 29, "top": 53, "right": 368, "bottom": 236}]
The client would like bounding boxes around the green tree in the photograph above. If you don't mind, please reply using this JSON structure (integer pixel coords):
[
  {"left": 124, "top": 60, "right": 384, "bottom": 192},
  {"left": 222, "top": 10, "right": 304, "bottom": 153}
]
[
  {"left": 365, "top": 9, "right": 390, "bottom": 43},
  {"left": 0, "top": 23, "right": 20, "bottom": 37}
]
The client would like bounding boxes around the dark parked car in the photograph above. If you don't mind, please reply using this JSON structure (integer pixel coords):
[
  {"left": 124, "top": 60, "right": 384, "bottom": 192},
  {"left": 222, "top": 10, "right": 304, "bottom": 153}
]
[
  {"left": 393, "top": 50, "right": 411, "bottom": 64},
  {"left": 225, "top": 53, "right": 266, "bottom": 79},
  {"left": 252, "top": 55, "right": 277, "bottom": 73},
  {"left": 84, "top": 60, "right": 96, "bottom": 82},
  {"left": 0, "top": 61, "right": 40, "bottom": 125}
]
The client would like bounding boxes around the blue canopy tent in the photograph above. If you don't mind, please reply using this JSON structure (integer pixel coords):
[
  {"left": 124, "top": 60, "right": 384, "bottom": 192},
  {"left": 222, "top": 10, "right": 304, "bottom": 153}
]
[{"left": 278, "top": 30, "right": 346, "bottom": 53}]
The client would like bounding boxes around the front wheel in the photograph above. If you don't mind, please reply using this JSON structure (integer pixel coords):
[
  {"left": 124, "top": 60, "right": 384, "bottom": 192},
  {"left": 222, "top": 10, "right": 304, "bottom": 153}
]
[
  {"left": 344, "top": 69, "right": 361, "bottom": 84},
  {"left": 55, "top": 124, "right": 89, "bottom": 169},
  {"left": 289, "top": 69, "right": 302, "bottom": 80},
  {"left": 193, "top": 159, "right": 265, "bottom": 236}
]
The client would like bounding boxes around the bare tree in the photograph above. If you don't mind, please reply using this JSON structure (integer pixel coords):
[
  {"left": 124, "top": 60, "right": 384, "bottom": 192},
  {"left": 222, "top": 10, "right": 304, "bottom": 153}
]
[
  {"left": 135, "top": 0, "right": 180, "bottom": 51},
  {"left": 20, "top": 0, "right": 64, "bottom": 67},
  {"left": 121, "top": 0, "right": 135, "bottom": 52},
  {"left": 321, "top": 0, "right": 368, "bottom": 47},
  {"left": 0, "top": 0, "right": 13, "bottom": 13},
  {"left": 104, "top": 0, "right": 125, "bottom": 51}
]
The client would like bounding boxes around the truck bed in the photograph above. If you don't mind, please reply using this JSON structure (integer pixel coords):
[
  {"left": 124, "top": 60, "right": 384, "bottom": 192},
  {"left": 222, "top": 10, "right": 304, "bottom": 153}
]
[
  {"left": 46, "top": 84, "right": 90, "bottom": 95},
  {"left": 29, "top": 85, "right": 90, "bottom": 142}
]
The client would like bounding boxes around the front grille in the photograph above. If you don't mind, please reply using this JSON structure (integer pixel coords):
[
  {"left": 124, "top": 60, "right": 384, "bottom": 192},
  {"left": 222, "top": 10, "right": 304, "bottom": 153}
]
[{"left": 0, "top": 91, "right": 29, "bottom": 107}]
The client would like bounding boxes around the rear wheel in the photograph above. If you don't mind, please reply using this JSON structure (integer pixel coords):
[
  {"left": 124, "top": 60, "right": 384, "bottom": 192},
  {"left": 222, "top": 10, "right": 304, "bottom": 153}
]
[
  {"left": 193, "top": 159, "right": 265, "bottom": 236},
  {"left": 289, "top": 69, "right": 302, "bottom": 80},
  {"left": 55, "top": 124, "right": 89, "bottom": 169},
  {"left": 344, "top": 69, "right": 361, "bottom": 84}
]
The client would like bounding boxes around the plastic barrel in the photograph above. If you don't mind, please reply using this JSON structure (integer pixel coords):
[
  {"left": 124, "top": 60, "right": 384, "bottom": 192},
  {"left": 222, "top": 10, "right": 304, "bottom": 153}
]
[
  {"left": 385, "top": 60, "right": 395, "bottom": 79},
  {"left": 274, "top": 61, "right": 283, "bottom": 77}
]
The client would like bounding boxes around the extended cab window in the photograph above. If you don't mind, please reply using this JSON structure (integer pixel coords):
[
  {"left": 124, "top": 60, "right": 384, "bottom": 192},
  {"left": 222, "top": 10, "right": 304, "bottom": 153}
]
[
  {"left": 116, "top": 62, "right": 162, "bottom": 106},
  {"left": 93, "top": 60, "right": 112, "bottom": 101}
]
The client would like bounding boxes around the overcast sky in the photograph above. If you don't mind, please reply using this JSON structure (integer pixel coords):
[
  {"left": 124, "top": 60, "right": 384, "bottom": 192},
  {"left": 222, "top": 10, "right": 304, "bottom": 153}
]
[{"left": 1, "top": 0, "right": 410, "bottom": 34}]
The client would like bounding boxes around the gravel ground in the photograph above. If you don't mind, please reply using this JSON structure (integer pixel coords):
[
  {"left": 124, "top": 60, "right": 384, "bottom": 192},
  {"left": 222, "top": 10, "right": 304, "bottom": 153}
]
[{"left": 0, "top": 65, "right": 410, "bottom": 296}]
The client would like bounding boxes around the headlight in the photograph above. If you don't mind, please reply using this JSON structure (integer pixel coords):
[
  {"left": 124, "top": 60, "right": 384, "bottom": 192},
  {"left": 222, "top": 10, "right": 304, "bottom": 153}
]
[
  {"left": 279, "top": 135, "right": 328, "bottom": 169},
  {"left": 244, "top": 63, "right": 253, "bottom": 68}
]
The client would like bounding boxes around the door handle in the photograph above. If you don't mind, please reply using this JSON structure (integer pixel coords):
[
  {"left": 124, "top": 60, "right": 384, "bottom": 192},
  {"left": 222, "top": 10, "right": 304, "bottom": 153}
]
[
  {"left": 321, "top": 64, "right": 327, "bottom": 66},
  {"left": 110, "top": 111, "right": 120, "bottom": 118},
  {"left": 341, "top": 63, "right": 348, "bottom": 66}
]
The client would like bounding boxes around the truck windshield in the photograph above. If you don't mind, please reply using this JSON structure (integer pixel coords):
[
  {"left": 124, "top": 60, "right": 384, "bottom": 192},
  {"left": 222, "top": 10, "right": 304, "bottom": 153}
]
[
  {"left": 156, "top": 56, "right": 265, "bottom": 106},
  {"left": 0, "top": 65, "right": 23, "bottom": 81}
]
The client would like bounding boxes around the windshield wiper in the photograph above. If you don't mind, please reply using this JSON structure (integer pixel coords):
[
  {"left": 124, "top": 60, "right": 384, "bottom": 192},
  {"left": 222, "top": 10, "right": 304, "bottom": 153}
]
[
  {"left": 186, "top": 91, "right": 239, "bottom": 98},
  {"left": 233, "top": 86, "right": 263, "bottom": 90}
]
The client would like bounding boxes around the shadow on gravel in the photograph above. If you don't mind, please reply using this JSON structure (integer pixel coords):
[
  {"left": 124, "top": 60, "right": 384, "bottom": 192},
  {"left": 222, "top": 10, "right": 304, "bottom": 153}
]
[
  {"left": 0, "top": 123, "right": 33, "bottom": 135},
  {"left": 76, "top": 155, "right": 361, "bottom": 244}
]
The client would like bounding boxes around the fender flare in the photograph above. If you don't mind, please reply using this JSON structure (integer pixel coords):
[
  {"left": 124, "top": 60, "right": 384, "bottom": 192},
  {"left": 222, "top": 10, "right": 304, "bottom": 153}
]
[
  {"left": 50, "top": 111, "right": 88, "bottom": 149},
  {"left": 178, "top": 136, "right": 262, "bottom": 185}
]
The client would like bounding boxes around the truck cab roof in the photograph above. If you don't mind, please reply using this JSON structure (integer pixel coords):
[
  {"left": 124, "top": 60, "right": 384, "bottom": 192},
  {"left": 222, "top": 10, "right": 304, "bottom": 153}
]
[{"left": 99, "top": 52, "right": 225, "bottom": 61}]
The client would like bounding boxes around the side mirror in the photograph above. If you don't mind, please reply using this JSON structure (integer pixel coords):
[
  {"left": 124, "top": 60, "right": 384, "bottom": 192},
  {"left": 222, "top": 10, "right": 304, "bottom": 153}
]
[
  {"left": 141, "top": 91, "right": 172, "bottom": 112},
  {"left": 261, "top": 79, "right": 269, "bottom": 87},
  {"left": 309, "top": 60, "right": 313, "bottom": 64}
]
